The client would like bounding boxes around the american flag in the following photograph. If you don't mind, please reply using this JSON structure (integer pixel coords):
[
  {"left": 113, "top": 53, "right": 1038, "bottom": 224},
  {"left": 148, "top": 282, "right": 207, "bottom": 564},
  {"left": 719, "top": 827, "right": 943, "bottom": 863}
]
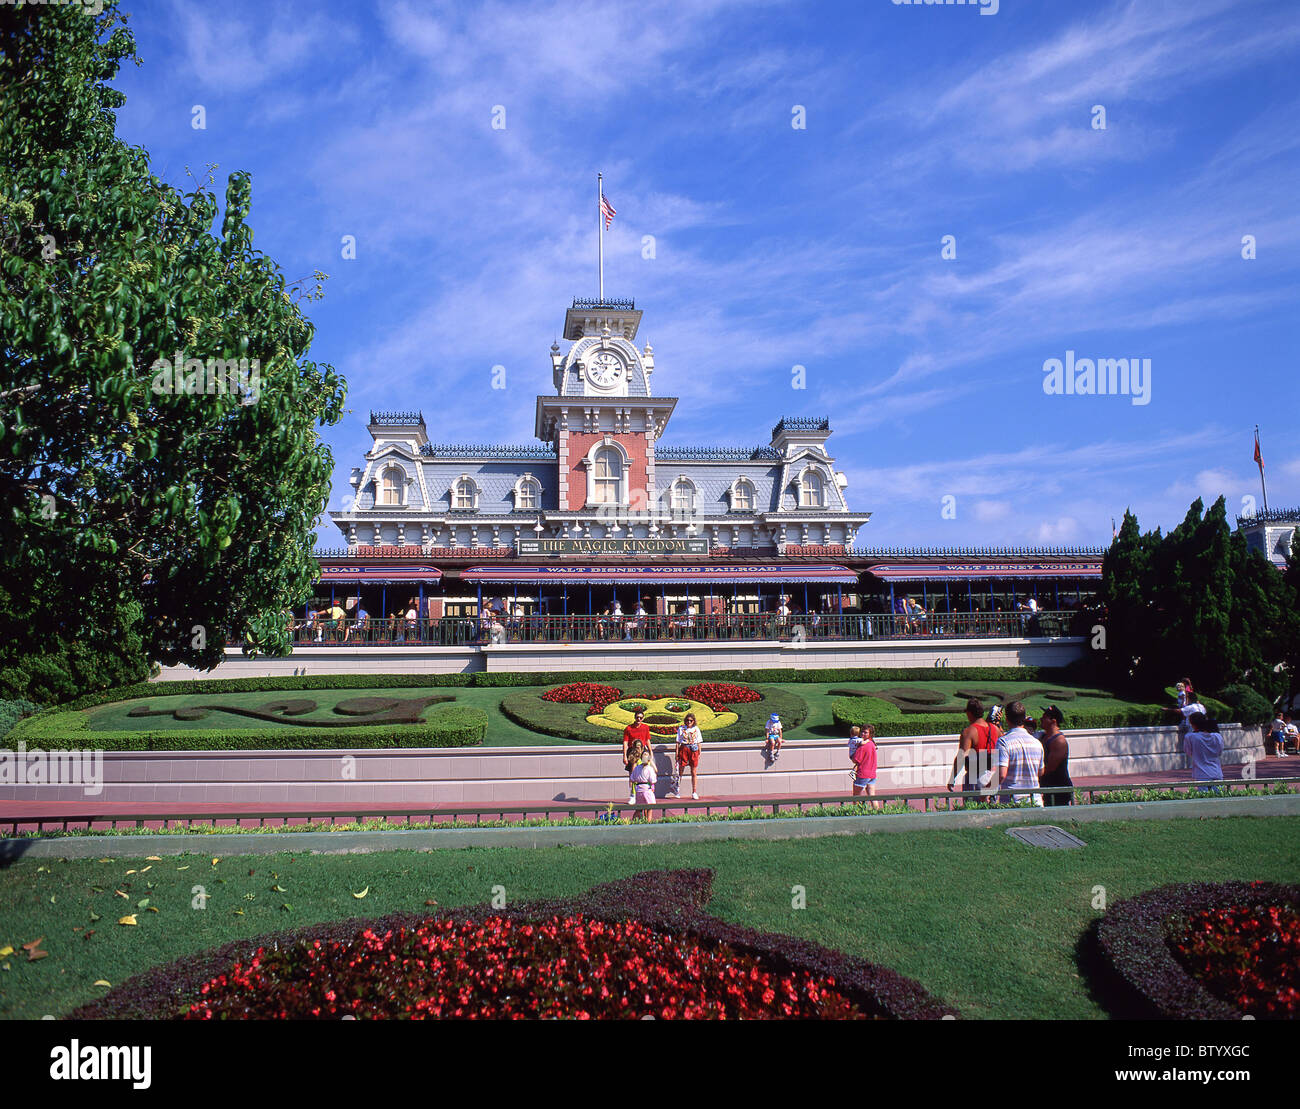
[{"left": 600, "top": 193, "right": 616, "bottom": 229}]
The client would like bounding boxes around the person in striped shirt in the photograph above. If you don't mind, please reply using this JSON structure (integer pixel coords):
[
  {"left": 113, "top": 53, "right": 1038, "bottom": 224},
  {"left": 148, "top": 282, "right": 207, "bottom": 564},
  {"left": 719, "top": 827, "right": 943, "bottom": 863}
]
[{"left": 997, "top": 701, "right": 1045, "bottom": 806}]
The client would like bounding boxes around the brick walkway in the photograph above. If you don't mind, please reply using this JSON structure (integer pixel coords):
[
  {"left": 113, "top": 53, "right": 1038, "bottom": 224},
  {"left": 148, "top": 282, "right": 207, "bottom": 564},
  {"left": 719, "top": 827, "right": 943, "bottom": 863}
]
[{"left": 3, "top": 757, "right": 1296, "bottom": 833}]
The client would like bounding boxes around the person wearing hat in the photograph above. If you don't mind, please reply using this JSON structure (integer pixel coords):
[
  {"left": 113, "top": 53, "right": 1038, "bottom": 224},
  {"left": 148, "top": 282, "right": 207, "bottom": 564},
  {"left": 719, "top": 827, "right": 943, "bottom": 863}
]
[
  {"left": 764, "top": 713, "right": 784, "bottom": 762},
  {"left": 1038, "top": 705, "right": 1072, "bottom": 806}
]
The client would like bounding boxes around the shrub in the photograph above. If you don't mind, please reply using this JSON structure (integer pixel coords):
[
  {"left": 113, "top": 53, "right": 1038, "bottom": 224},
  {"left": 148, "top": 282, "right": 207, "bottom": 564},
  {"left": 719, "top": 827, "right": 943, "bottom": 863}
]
[
  {"left": 1170, "top": 904, "right": 1300, "bottom": 1018},
  {"left": 1089, "top": 880, "right": 1300, "bottom": 1019},
  {"left": 1214, "top": 684, "right": 1273, "bottom": 726},
  {"left": 11, "top": 702, "right": 487, "bottom": 751},
  {"left": 0, "top": 698, "right": 41, "bottom": 739}
]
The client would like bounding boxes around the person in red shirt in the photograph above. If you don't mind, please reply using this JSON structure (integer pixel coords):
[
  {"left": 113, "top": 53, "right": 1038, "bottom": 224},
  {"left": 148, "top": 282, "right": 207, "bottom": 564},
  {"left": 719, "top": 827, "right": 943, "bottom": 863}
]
[
  {"left": 622, "top": 708, "right": 651, "bottom": 805},
  {"left": 947, "top": 699, "right": 1002, "bottom": 798},
  {"left": 850, "top": 725, "right": 880, "bottom": 810}
]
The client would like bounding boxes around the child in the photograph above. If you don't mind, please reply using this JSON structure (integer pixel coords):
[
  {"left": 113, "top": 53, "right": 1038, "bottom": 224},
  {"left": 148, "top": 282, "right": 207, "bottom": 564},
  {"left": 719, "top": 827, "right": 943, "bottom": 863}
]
[
  {"left": 765, "top": 713, "right": 784, "bottom": 762},
  {"left": 847, "top": 725, "right": 863, "bottom": 757},
  {"left": 629, "top": 748, "right": 657, "bottom": 820},
  {"left": 850, "top": 725, "right": 880, "bottom": 810}
]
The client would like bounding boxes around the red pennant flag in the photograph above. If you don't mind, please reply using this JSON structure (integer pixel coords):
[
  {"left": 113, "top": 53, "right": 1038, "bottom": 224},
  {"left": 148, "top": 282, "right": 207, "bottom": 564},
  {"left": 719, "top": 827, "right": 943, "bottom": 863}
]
[{"left": 1254, "top": 431, "right": 1264, "bottom": 471}]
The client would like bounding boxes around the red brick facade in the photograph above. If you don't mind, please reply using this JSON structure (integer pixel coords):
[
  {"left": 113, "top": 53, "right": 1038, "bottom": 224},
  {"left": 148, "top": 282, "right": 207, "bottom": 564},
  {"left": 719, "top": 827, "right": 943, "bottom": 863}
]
[{"left": 563, "top": 431, "right": 652, "bottom": 511}]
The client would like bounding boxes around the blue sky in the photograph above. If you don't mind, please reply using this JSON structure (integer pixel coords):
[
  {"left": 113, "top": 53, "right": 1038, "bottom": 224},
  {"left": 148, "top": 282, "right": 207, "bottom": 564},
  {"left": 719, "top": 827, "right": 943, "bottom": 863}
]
[{"left": 106, "top": 0, "right": 1300, "bottom": 549}]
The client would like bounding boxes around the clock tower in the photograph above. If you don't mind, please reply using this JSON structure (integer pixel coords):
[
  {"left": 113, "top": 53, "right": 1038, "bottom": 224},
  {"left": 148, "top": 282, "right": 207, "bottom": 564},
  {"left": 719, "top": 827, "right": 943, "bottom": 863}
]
[{"left": 535, "top": 297, "right": 677, "bottom": 518}]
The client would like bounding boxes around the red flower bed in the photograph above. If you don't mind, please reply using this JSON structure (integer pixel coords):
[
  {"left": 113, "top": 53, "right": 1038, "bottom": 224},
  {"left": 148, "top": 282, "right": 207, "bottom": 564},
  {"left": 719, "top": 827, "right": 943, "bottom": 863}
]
[
  {"left": 1170, "top": 904, "right": 1300, "bottom": 1018},
  {"left": 542, "top": 683, "right": 622, "bottom": 710},
  {"left": 182, "top": 914, "right": 867, "bottom": 1020},
  {"left": 685, "top": 682, "right": 762, "bottom": 712},
  {"left": 1091, "top": 880, "right": 1300, "bottom": 1019},
  {"left": 648, "top": 724, "right": 678, "bottom": 736}
]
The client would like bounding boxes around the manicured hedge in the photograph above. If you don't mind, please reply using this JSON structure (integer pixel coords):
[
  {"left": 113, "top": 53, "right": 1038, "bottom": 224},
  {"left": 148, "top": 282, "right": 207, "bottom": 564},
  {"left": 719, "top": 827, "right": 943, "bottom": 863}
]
[
  {"left": 1088, "top": 881, "right": 1300, "bottom": 1019},
  {"left": 0, "top": 698, "right": 40, "bottom": 739},
  {"left": 71, "top": 868, "right": 955, "bottom": 1021},
  {"left": 501, "top": 684, "right": 808, "bottom": 743},
  {"left": 11, "top": 703, "right": 487, "bottom": 751},
  {"left": 829, "top": 697, "right": 1224, "bottom": 738}
]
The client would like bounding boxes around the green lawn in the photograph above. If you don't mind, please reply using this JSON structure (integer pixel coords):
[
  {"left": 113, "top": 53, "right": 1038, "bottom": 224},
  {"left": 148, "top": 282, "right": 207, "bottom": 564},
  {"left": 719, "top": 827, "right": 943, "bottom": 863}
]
[
  {"left": 2, "top": 815, "right": 1295, "bottom": 1020},
  {"left": 81, "top": 679, "right": 1148, "bottom": 747}
]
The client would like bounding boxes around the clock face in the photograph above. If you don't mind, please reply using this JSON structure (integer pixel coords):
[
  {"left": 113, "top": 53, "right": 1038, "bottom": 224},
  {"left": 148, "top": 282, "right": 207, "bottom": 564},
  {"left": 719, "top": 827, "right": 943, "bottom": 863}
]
[{"left": 586, "top": 351, "right": 622, "bottom": 388}]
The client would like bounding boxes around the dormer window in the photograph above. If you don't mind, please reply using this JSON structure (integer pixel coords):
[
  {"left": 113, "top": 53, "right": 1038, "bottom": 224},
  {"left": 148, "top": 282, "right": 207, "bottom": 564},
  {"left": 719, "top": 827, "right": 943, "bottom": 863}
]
[
  {"left": 800, "top": 470, "right": 825, "bottom": 509},
  {"left": 379, "top": 465, "right": 405, "bottom": 507},
  {"left": 731, "top": 479, "right": 754, "bottom": 512},
  {"left": 514, "top": 475, "right": 541, "bottom": 511},
  {"left": 453, "top": 476, "right": 479, "bottom": 511},
  {"left": 672, "top": 477, "right": 696, "bottom": 514}
]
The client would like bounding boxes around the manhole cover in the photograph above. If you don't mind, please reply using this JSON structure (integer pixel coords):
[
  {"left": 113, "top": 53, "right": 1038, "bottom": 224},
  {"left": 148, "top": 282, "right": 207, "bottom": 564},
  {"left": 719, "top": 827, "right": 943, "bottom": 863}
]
[{"left": 1005, "top": 825, "right": 1086, "bottom": 849}]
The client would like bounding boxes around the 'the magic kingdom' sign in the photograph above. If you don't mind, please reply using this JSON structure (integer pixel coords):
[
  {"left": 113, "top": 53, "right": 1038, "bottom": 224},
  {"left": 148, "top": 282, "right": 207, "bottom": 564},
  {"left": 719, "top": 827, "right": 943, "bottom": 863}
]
[{"left": 517, "top": 538, "right": 709, "bottom": 555}]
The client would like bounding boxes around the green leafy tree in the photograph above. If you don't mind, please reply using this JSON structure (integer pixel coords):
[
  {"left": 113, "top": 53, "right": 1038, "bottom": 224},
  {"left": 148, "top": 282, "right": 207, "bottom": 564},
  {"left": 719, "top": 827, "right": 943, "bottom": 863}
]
[{"left": 0, "top": 3, "right": 345, "bottom": 702}]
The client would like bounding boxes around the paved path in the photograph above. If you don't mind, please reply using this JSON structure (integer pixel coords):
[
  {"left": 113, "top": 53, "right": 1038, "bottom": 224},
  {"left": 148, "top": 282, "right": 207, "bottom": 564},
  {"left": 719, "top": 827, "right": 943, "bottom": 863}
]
[{"left": 2, "top": 758, "right": 1296, "bottom": 832}]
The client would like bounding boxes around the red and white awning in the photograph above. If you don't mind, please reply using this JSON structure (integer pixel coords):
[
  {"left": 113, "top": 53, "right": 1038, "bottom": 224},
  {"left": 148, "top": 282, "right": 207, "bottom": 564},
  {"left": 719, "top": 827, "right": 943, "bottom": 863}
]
[{"left": 462, "top": 564, "right": 859, "bottom": 586}]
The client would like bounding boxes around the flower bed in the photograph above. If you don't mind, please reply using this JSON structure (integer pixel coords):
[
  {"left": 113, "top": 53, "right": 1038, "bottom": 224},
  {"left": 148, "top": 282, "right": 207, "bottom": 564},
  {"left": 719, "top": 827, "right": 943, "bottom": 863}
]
[
  {"left": 685, "top": 682, "right": 763, "bottom": 712},
  {"left": 1090, "top": 880, "right": 1300, "bottom": 1019},
  {"left": 183, "top": 915, "right": 867, "bottom": 1019},
  {"left": 1170, "top": 904, "right": 1300, "bottom": 1018},
  {"left": 72, "top": 869, "right": 954, "bottom": 1020},
  {"left": 541, "top": 683, "right": 622, "bottom": 711}
]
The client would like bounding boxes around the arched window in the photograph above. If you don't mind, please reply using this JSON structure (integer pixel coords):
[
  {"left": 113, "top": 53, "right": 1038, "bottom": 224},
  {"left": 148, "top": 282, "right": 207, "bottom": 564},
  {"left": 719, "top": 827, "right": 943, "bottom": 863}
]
[
  {"left": 731, "top": 479, "right": 754, "bottom": 512},
  {"left": 593, "top": 447, "right": 622, "bottom": 505},
  {"left": 515, "top": 475, "right": 540, "bottom": 511},
  {"left": 672, "top": 478, "right": 696, "bottom": 513},
  {"left": 379, "top": 466, "right": 403, "bottom": 506},
  {"left": 454, "top": 477, "right": 478, "bottom": 511},
  {"left": 800, "top": 470, "right": 824, "bottom": 508}
]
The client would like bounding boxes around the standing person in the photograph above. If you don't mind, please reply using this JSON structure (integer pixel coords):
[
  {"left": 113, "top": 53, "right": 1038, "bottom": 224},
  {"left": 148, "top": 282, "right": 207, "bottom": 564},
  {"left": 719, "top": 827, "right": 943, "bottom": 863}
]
[
  {"left": 1174, "top": 680, "right": 1204, "bottom": 741},
  {"left": 1267, "top": 709, "right": 1286, "bottom": 758},
  {"left": 850, "top": 725, "right": 880, "bottom": 809},
  {"left": 629, "top": 746, "right": 657, "bottom": 820},
  {"left": 1038, "top": 705, "right": 1073, "bottom": 806},
  {"left": 673, "top": 712, "right": 704, "bottom": 799},
  {"left": 997, "top": 702, "right": 1045, "bottom": 806},
  {"left": 1183, "top": 711, "right": 1224, "bottom": 789},
  {"left": 764, "top": 713, "right": 784, "bottom": 762},
  {"left": 622, "top": 708, "right": 651, "bottom": 806},
  {"left": 947, "top": 699, "right": 1002, "bottom": 797}
]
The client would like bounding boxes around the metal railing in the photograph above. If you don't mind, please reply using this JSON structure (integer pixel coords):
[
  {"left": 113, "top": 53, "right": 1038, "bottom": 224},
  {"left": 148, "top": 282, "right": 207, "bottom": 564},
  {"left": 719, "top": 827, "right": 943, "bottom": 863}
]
[
  {"left": 245, "top": 610, "right": 1083, "bottom": 648},
  {"left": 6, "top": 778, "right": 1294, "bottom": 836}
]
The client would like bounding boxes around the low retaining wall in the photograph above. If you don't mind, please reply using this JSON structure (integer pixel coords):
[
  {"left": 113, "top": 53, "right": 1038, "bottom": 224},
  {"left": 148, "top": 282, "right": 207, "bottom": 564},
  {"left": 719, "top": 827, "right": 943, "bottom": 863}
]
[
  {"left": 0, "top": 725, "right": 1260, "bottom": 808},
  {"left": 156, "top": 636, "right": 1086, "bottom": 680}
]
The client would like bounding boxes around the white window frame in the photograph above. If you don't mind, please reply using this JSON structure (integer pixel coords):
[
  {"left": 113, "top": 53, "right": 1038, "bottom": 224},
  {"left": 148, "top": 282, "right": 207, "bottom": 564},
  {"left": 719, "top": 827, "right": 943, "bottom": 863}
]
[
  {"left": 730, "top": 478, "right": 754, "bottom": 513},
  {"left": 378, "top": 464, "right": 406, "bottom": 507},
  {"left": 799, "top": 468, "right": 825, "bottom": 509},
  {"left": 580, "top": 437, "right": 629, "bottom": 508},
  {"left": 672, "top": 477, "right": 697, "bottom": 515},
  {"left": 453, "top": 475, "right": 480, "bottom": 511},
  {"left": 513, "top": 474, "right": 541, "bottom": 511}
]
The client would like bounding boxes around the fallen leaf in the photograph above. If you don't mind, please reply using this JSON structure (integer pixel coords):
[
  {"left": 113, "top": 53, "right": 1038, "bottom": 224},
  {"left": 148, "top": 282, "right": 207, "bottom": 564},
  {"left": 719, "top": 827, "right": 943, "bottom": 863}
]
[
  {"left": 118, "top": 915, "right": 137, "bottom": 926},
  {"left": 176, "top": 866, "right": 189, "bottom": 871},
  {"left": 83, "top": 931, "right": 95, "bottom": 940},
  {"left": 211, "top": 858, "right": 219, "bottom": 867},
  {"left": 21, "top": 937, "right": 44, "bottom": 951},
  {"left": 98, "top": 858, "right": 111, "bottom": 864},
  {"left": 28, "top": 949, "right": 48, "bottom": 961},
  {"left": 113, "top": 890, "right": 128, "bottom": 899},
  {"left": 280, "top": 903, "right": 292, "bottom": 912},
  {"left": 93, "top": 979, "right": 111, "bottom": 987},
  {"left": 233, "top": 909, "right": 244, "bottom": 916},
  {"left": 424, "top": 900, "right": 438, "bottom": 906},
  {"left": 271, "top": 884, "right": 287, "bottom": 893},
  {"left": 91, "top": 886, "right": 105, "bottom": 893},
  {"left": 248, "top": 869, "right": 256, "bottom": 877},
  {"left": 125, "top": 869, "right": 136, "bottom": 875},
  {"left": 72, "top": 927, "right": 82, "bottom": 933},
  {"left": 49, "top": 896, "right": 56, "bottom": 904},
  {"left": 37, "top": 865, "right": 49, "bottom": 873},
  {"left": 352, "top": 887, "right": 369, "bottom": 899},
  {"left": 139, "top": 866, "right": 152, "bottom": 873},
  {"left": 1, "top": 963, "right": 9, "bottom": 971},
  {"left": 0, "top": 946, "right": 12, "bottom": 958},
  {"left": 146, "top": 907, "right": 159, "bottom": 914},
  {"left": 135, "top": 898, "right": 150, "bottom": 910},
  {"left": 145, "top": 856, "right": 161, "bottom": 862},
  {"left": 89, "top": 912, "right": 101, "bottom": 923}
]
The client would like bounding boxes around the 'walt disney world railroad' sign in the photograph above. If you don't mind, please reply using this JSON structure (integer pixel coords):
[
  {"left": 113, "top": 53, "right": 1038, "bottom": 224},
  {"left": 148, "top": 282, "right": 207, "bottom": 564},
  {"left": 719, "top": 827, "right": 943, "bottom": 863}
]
[{"left": 517, "top": 538, "right": 709, "bottom": 555}]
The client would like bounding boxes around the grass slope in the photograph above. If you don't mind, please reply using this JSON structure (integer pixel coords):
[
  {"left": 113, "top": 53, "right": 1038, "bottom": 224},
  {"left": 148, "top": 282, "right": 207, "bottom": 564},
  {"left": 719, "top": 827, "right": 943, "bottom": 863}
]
[{"left": 1, "top": 816, "right": 1295, "bottom": 1020}]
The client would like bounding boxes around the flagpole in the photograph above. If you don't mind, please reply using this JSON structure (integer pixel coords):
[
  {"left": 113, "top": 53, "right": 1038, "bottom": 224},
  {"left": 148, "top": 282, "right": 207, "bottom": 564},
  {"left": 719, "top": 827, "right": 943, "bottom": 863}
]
[
  {"left": 1256, "top": 425, "right": 1269, "bottom": 513},
  {"left": 597, "top": 172, "right": 604, "bottom": 303}
]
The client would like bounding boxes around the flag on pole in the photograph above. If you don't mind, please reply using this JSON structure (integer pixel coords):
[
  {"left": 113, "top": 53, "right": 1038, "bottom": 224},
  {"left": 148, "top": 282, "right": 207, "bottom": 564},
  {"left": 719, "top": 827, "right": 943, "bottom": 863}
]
[
  {"left": 600, "top": 193, "right": 616, "bottom": 230},
  {"left": 1111, "top": 517, "right": 1118, "bottom": 539},
  {"left": 1253, "top": 429, "right": 1264, "bottom": 471}
]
